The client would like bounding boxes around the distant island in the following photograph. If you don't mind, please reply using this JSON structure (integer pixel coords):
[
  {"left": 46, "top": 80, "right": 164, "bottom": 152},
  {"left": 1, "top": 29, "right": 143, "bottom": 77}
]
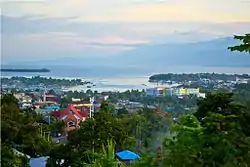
[
  {"left": 149, "top": 73, "right": 250, "bottom": 83},
  {"left": 0, "top": 68, "right": 51, "bottom": 73}
]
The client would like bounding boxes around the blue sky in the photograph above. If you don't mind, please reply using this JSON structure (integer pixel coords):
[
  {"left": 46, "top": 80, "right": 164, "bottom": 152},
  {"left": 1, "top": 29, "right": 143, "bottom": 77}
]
[{"left": 1, "top": 0, "right": 250, "bottom": 64}]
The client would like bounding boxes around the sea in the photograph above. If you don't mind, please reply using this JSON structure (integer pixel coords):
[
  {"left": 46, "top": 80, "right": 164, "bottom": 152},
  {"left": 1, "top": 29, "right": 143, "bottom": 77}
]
[{"left": 1, "top": 66, "right": 250, "bottom": 92}]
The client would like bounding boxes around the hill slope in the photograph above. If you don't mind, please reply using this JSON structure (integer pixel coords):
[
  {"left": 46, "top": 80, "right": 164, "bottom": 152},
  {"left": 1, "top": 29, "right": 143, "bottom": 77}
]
[
  {"left": 115, "top": 37, "right": 250, "bottom": 69},
  {"left": 6, "top": 37, "right": 250, "bottom": 71}
]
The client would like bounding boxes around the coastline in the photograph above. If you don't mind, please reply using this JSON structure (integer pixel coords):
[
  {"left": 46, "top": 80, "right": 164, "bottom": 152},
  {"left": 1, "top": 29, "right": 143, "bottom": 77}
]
[
  {"left": 1, "top": 66, "right": 250, "bottom": 79},
  {"left": 2, "top": 66, "right": 250, "bottom": 92}
]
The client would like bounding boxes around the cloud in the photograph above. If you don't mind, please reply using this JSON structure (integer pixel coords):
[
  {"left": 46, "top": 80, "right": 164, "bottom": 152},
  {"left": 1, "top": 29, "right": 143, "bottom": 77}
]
[
  {"left": 1, "top": 0, "right": 250, "bottom": 64},
  {"left": 2, "top": 0, "right": 250, "bottom": 22},
  {"left": 2, "top": 31, "right": 139, "bottom": 64},
  {"left": 1, "top": 0, "right": 89, "bottom": 18},
  {"left": 88, "top": 37, "right": 149, "bottom": 45},
  {"left": 20, "top": 32, "right": 148, "bottom": 46}
]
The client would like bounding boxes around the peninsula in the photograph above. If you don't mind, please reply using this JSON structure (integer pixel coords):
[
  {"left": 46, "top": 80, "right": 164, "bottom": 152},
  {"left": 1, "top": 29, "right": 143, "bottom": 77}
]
[{"left": 0, "top": 68, "right": 51, "bottom": 73}]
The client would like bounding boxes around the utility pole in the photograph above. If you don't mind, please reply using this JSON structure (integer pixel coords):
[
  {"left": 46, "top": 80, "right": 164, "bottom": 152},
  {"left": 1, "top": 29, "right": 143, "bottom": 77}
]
[
  {"left": 43, "top": 86, "right": 47, "bottom": 102},
  {"left": 89, "top": 96, "right": 95, "bottom": 118},
  {"left": 48, "top": 115, "right": 51, "bottom": 124},
  {"left": 89, "top": 96, "right": 95, "bottom": 151}
]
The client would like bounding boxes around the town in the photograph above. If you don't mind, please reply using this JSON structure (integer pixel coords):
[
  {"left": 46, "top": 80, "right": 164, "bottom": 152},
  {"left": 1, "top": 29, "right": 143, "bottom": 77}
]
[
  {"left": 1, "top": 73, "right": 250, "bottom": 133},
  {"left": 1, "top": 72, "right": 250, "bottom": 166}
]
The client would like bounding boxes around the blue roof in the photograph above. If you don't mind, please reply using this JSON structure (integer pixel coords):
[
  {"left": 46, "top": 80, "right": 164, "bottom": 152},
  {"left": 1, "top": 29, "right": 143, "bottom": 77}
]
[
  {"left": 29, "top": 156, "right": 49, "bottom": 167},
  {"left": 44, "top": 106, "right": 60, "bottom": 110},
  {"left": 115, "top": 150, "right": 140, "bottom": 161}
]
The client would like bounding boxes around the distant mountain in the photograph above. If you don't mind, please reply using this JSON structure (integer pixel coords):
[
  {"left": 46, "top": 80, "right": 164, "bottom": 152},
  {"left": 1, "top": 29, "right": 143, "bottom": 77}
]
[
  {"left": 114, "top": 37, "right": 250, "bottom": 69},
  {"left": 149, "top": 31, "right": 227, "bottom": 44},
  {"left": 6, "top": 37, "right": 250, "bottom": 71}
]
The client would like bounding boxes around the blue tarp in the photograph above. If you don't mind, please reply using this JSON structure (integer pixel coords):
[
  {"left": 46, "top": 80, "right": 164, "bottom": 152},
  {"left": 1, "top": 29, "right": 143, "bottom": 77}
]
[{"left": 115, "top": 150, "right": 140, "bottom": 161}]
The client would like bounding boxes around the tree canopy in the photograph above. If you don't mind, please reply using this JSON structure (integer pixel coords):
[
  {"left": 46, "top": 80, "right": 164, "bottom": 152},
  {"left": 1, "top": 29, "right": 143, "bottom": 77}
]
[
  {"left": 228, "top": 34, "right": 250, "bottom": 54},
  {"left": 162, "top": 92, "right": 250, "bottom": 167},
  {"left": 1, "top": 94, "right": 55, "bottom": 166}
]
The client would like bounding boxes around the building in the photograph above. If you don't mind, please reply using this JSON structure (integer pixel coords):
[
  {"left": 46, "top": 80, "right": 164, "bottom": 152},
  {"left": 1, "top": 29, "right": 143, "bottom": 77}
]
[
  {"left": 13, "top": 93, "right": 26, "bottom": 99},
  {"left": 157, "top": 87, "right": 166, "bottom": 96},
  {"left": 71, "top": 100, "right": 101, "bottom": 113},
  {"left": 187, "top": 88, "right": 200, "bottom": 94},
  {"left": 179, "top": 88, "right": 187, "bottom": 95},
  {"left": 146, "top": 88, "right": 158, "bottom": 96},
  {"left": 146, "top": 87, "right": 200, "bottom": 97},
  {"left": 52, "top": 104, "right": 88, "bottom": 132},
  {"left": 197, "top": 93, "right": 206, "bottom": 98},
  {"left": 165, "top": 88, "right": 173, "bottom": 96},
  {"left": 42, "top": 94, "right": 60, "bottom": 104},
  {"left": 236, "top": 77, "right": 249, "bottom": 84}
]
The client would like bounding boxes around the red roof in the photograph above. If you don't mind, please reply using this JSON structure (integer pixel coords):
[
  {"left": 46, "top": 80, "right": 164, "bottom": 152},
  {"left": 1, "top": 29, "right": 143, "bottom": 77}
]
[
  {"left": 52, "top": 104, "right": 88, "bottom": 119},
  {"left": 78, "top": 111, "right": 88, "bottom": 117}
]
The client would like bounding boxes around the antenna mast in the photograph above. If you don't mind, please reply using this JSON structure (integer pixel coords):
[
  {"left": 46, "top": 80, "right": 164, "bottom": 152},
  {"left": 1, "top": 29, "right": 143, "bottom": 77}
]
[{"left": 89, "top": 96, "right": 95, "bottom": 118}]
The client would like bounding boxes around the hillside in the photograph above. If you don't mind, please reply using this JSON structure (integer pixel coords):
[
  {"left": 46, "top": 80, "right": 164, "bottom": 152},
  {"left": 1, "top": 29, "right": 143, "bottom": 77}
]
[
  {"left": 115, "top": 37, "right": 250, "bottom": 69},
  {"left": 6, "top": 37, "right": 250, "bottom": 72}
]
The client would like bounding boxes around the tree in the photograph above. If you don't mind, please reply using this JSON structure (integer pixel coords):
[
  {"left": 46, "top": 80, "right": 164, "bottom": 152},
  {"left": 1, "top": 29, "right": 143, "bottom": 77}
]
[
  {"left": 162, "top": 115, "right": 203, "bottom": 167},
  {"left": 228, "top": 34, "right": 250, "bottom": 54},
  {"left": 100, "top": 100, "right": 116, "bottom": 114},
  {"left": 50, "top": 116, "right": 66, "bottom": 134},
  {"left": 117, "top": 107, "right": 129, "bottom": 116},
  {"left": 1, "top": 145, "right": 29, "bottom": 167},
  {"left": 195, "top": 92, "right": 250, "bottom": 137},
  {"left": 162, "top": 92, "right": 250, "bottom": 167},
  {"left": 85, "top": 140, "right": 127, "bottom": 167},
  {"left": 1, "top": 94, "right": 54, "bottom": 159},
  {"left": 48, "top": 101, "right": 136, "bottom": 166}
]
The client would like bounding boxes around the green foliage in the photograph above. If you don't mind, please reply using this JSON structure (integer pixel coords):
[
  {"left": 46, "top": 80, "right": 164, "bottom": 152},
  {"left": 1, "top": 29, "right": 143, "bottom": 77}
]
[
  {"left": 100, "top": 100, "right": 116, "bottom": 114},
  {"left": 228, "top": 34, "right": 250, "bottom": 54},
  {"left": 48, "top": 101, "right": 137, "bottom": 166},
  {"left": 117, "top": 107, "right": 129, "bottom": 116},
  {"left": 1, "top": 76, "right": 86, "bottom": 87},
  {"left": 50, "top": 116, "right": 66, "bottom": 134},
  {"left": 1, "top": 94, "right": 54, "bottom": 159},
  {"left": 1, "top": 144, "right": 29, "bottom": 167},
  {"left": 86, "top": 140, "right": 127, "bottom": 167},
  {"left": 4, "top": 86, "right": 250, "bottom": 167},
  {"left": 162, "top": 92, "right": 250, "bottom": 167},
  {"left": 149, "top": 73, "right": 250, "bottom": 82}
]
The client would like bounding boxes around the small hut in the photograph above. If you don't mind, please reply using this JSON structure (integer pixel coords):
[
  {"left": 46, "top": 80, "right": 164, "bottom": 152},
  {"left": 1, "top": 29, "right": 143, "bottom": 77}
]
[{"left": 115, "top": 150, "right": 140, "bottom": 164}]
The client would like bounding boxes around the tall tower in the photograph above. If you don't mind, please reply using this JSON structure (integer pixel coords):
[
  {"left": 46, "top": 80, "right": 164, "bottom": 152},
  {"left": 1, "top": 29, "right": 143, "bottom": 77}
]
[{"left": 89, "top": 96, "right": 95, "bottom": 118}]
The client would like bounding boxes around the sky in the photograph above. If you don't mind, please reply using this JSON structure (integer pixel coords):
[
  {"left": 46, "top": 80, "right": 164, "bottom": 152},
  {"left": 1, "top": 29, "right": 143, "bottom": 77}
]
[{"left": 1, "top": 0, "right": 250, "bottom": 64}]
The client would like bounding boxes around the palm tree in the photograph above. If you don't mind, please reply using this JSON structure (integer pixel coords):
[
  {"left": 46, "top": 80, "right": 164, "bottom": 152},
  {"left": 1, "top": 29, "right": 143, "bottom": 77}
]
[{"left": 86, "top": 140, "right": 127, "bottom": 167}]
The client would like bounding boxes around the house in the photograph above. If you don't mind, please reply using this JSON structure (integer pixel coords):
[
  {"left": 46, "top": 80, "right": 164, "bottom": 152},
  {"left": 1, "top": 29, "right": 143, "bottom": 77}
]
[
  {"left": 13, "top": 93, "right": 26, "bottom": 100},
  {"left": 71, "top": 100, "right": 101, "bottom": 113},
  {"left": 41, "top": 92, "right": 60, "bottom": 104},
  {"left": 52, "top": 104, "right": 88, "bottom": 132}
]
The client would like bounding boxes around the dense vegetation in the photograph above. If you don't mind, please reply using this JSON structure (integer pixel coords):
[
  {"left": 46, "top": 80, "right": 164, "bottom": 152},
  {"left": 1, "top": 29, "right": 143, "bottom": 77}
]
[
  {"left": 163, "top": 92, "right": 250, "bottom": 167},
  {"left": 56, "top": 92, "right": 250, "bottom": 167},
  {"left": 46, "top": 100, "right": 171, "bottom": 166},
  {"left": 1, "top": 76, "right": 89, "bottom": 87},
  {"left": 149, "top": 73, "right": 250, "bottom": 82},
  {"left": 1, "top": 94, "right": 54, "bottom": 166},
  {"left": 2, "top": 91, "right": 250, "bottom": 167}
]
